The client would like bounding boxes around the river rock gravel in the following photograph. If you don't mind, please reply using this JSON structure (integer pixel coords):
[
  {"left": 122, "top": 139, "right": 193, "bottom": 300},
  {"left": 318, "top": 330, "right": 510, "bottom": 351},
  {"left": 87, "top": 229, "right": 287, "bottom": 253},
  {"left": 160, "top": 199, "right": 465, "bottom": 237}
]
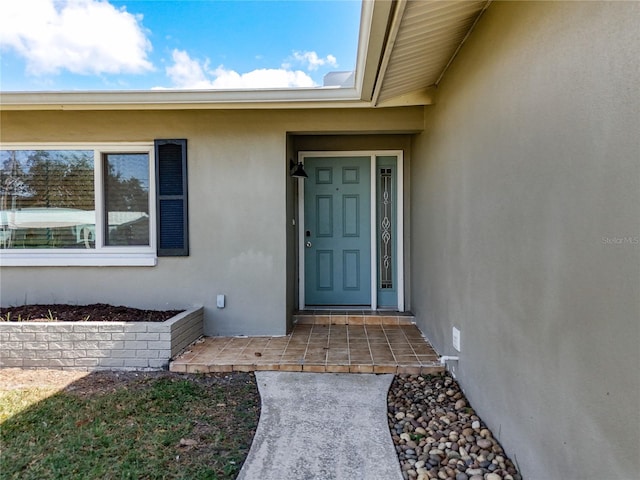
[{"left": 388, "top": 373, "right": 522, "bottom": 480}]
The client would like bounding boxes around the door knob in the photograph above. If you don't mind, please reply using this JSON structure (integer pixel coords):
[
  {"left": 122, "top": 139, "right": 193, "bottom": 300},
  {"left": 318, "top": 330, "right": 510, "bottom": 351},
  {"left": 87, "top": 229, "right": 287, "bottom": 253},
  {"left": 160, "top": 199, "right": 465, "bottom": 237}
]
[{"left": 306, "top": 241, "right": 312, "bottom": 248}]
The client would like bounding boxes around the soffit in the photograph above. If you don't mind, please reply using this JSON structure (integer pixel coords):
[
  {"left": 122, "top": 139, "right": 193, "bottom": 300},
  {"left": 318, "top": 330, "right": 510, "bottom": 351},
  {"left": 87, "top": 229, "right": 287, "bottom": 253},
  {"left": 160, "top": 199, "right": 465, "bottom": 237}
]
[{"left": 372, "top": 0, "right": 490, "bottom": 107}]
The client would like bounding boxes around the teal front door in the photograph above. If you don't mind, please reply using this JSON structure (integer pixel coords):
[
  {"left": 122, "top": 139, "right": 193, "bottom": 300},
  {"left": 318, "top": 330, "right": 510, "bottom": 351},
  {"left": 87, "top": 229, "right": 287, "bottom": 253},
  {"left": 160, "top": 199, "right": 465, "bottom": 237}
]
[{"left": 304, "top": 156, "right": 371, "bottom": 306}]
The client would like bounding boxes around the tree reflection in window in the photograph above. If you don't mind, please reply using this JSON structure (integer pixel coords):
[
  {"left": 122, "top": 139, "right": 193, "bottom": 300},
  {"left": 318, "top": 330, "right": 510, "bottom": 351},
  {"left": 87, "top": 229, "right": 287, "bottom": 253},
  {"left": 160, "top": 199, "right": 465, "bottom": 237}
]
[
  {"left": 0, "top": 150, "right": 94, "bottom": 249},
  {"left": 1, "top": 150, "right": 151, "bottom": 249},
  {"left": 103, "top": 153, "right": 150, "bottom": 246}
]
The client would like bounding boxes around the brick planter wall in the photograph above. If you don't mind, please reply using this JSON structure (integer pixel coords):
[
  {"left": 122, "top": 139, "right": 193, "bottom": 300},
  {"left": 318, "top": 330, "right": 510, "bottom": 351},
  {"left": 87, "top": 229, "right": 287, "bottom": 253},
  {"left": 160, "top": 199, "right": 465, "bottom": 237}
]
[{"left": 0, "top": 306, "right": 203, "bottom": 370}]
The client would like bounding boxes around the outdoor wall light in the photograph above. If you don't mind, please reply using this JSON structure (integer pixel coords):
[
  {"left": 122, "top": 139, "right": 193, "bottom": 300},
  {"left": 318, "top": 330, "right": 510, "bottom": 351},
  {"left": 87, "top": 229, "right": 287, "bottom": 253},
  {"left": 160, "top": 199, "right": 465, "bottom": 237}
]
[{"left": 290, "top": 159, "right": 308, "bottom": 179}]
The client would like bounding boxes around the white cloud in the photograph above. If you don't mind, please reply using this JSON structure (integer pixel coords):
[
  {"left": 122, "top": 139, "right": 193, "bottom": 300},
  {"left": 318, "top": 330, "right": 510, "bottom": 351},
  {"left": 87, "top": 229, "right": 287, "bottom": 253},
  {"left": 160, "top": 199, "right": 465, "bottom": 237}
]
[
  {"left": 0, "top": 0, "right": 153, "bottom": 76},
  {"left": 162, "top": 49, "right": 316, "bottom": 90},
  {"left": 291, "top": 51, "right": 338, "bottom": 71},
  {"left": 210, "top": 66, "right": 316, "bottom": 89},
  {"left": 164, "top": 50, "right": 212, "bottom": 89}
]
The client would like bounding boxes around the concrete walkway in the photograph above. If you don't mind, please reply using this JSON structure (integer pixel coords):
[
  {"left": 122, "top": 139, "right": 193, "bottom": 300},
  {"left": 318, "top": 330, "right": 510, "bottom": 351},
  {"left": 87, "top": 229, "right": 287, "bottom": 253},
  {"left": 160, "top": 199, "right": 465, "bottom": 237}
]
[{"left": 237, "top": 371, "right": 403, "bottom": 480}]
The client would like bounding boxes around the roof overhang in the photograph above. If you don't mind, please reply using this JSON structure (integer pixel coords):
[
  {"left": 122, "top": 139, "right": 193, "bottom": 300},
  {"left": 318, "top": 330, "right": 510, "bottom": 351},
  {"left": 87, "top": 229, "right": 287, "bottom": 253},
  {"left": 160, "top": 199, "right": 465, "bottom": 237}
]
[
  {"left": 0, "top": 87, "right": 369, "bottom": 111},
  {"left": 0, "top": 0, "right": 489, "bottom": 112},
  {"left": 371, "top": 0, "right": 490, "bottom": 107}
]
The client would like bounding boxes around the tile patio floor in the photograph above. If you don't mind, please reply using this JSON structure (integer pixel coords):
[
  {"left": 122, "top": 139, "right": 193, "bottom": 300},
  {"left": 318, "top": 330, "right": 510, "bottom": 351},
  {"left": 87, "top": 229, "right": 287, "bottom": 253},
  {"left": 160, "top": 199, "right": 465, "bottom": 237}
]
[{"left": 170, "top": 315, "right": 443, "bottom": 374}]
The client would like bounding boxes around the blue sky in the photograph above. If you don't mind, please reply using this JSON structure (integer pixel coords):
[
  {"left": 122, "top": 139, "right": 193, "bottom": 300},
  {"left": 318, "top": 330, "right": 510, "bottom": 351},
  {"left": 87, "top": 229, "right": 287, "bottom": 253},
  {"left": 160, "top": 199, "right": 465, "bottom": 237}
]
[{"left": 0, "top": 0, "right": 362, "bottom": 91}]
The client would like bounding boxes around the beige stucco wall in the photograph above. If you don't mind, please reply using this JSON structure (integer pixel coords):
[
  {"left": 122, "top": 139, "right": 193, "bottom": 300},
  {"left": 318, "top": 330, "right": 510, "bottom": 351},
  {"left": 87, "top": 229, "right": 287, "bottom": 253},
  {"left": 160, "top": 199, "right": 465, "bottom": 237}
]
[
  {"left": 0, "top": 107, "right": 423, "bottom": 336},
  {"left": 410, "top": 2, "right": 639, "bottom": 479}
]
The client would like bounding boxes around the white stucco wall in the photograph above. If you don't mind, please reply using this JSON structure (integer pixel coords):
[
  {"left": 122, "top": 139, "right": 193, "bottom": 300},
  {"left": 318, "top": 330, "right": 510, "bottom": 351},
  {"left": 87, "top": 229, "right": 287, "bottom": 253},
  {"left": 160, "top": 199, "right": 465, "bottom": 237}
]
[
  {"left": 0, "top": 107, "right": 422, "bottom": 336},
  {"left": 410, "top": 2, "right": 639, "bottom": 479}
]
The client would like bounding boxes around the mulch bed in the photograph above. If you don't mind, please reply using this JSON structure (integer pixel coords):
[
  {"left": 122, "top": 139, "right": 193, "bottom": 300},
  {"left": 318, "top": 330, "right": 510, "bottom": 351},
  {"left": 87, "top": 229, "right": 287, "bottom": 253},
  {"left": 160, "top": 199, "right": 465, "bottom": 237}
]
[{"left": 0, "top": 304, "right": 181, "bottom": 322}]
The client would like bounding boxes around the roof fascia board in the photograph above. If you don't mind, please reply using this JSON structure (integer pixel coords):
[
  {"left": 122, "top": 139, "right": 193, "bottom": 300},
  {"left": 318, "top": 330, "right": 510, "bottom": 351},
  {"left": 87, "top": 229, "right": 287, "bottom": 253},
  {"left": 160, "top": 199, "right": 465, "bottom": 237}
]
[
  {"left": 0, "top": 100, "right": 375, "bottom": 111},
  {"left": 371, "top": 0, "right": 408, "bottom": 107},
  {"left": 0, "top": 87, "right": 375, "bottom": 111},
  {"left": 358, "top": 0, "right": 395, "bottom": 102}
]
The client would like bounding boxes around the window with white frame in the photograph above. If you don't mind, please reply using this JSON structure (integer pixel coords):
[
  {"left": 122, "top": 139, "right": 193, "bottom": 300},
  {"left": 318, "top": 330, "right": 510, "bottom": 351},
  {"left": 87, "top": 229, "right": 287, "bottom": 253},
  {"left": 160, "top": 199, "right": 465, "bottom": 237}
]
[
  {"left": 0, "top": 144, "right": 156, "bottom": 265},
  {"left": 1, "top": 140, "right": 188, "bottom": 266}
]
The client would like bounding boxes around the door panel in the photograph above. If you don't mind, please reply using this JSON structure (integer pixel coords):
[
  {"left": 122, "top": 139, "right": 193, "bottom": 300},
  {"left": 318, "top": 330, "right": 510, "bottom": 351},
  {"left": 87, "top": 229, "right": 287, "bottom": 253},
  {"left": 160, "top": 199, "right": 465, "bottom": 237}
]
[
  {"left": 316, "top": 250, "right": 333, "bottom": 290},
  {"left": 342, "top": 195, "right": 359, "bottom": 237},
  {"left": 343, "top": 250, "right": 360, "bottom": 290},
  {"left": 316, "top": 196, "right": 333, "bottom": 237},
  {"left": 304, "top": 156, "right": 371, "bottom": 306}
]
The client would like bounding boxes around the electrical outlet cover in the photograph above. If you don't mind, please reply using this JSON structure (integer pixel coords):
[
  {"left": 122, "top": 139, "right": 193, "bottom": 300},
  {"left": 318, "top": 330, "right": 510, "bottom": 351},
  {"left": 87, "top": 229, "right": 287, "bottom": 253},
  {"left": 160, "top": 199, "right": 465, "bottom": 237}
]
[{"left": 452, "top": 327, "right": 461, "bottom": 352}]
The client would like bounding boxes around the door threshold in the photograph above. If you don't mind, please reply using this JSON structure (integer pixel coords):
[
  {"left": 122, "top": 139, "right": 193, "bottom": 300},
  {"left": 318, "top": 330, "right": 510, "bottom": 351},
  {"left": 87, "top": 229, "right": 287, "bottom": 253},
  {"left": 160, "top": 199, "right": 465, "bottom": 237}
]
[
  {"left": 296, "top": 309, "right": 410, "bottom": 315},
  {"left": 293, "top": 310, "right": 415, "bottom": 326},
  {"left": 300, "top": 307, "right": 405, "bottom": 312}
]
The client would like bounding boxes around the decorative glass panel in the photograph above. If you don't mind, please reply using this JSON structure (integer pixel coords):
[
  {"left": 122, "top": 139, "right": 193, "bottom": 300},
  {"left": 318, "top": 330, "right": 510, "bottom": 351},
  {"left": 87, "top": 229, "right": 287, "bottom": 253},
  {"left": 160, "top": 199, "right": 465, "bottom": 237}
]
[
  {"left": 379, "top": 167, "right": 393, "bottom": 289},
  {"left": 0, "top": 150, "right": 94, "bottom": 249},
  {"left": 104, "top": 153, "right": 150, "bottom": 246}
]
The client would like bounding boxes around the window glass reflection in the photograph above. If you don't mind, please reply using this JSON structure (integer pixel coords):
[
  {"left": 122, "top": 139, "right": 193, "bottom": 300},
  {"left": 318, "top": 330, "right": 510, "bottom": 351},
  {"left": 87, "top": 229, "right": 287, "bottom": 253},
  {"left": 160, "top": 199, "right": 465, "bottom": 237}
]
[
  {"left": 104, "top": 153, "right": 150, "bottom": 246},
  {"left": 0, "top": 150, "right": 94, "bottom": 249}
]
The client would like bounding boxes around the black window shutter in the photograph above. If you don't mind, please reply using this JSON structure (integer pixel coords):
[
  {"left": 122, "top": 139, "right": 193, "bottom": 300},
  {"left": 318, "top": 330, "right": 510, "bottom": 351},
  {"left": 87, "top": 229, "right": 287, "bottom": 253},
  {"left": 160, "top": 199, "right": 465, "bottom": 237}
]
[{"left": 155, "top": 139, "right": 189, "bottom": 256}]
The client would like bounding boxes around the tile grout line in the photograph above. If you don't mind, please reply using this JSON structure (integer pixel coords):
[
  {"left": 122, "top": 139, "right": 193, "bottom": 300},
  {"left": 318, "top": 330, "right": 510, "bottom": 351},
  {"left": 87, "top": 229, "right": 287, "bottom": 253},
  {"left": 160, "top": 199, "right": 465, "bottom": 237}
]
[
  {"left": 400, "top": 326, "right": 420, "bottom": 364},
  {"left": 282, "top": 327, "right": 296, "bottom": 359},
  {"left": 204, "top": 339, "right": 231, "bottom": 372},
  {"left": 184, "top": 343, "right": 206, "bottom": 367},
  {"left": 237, "top": 341, "right": 251, "bottom": 368},
  {"left": 364, "top": 324, "right": 374, "bottom": 367},
  {"left": 238, "top": 337, "right": 254, "bottom": 364},
  {"left": 303, "top": 324, "right": 313, "bottom": 365},
  {"left": 325, "top": 322, "right": 330, "bottom": 367},
  {"left": 222, "top": 339, "right": 241, "bottom": 368},
  {"left": 184, "top": 349, "right": 204, "bottom": 368},
  {"left": 212, "top": 337, "right": 235, "bottom": 363},
  {"left": 382, "top": 324, "right": 400, "bottom": 366},
  {"left": 264, "top": 336, "right": 285, "bottom": 365},
  {"left": 346, "top": 324, "right": 351, "bottom": 368}
]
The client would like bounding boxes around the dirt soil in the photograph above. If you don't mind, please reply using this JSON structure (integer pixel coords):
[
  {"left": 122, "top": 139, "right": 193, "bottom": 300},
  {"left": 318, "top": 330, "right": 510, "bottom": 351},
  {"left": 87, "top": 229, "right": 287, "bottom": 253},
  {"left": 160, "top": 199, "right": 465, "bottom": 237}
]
[
  {"left": 0, "top": 368, "right": 91, "bottom": 391},
  {"left": 0, "top": 304, "right": 181, "bottom": 322},
  {"left": 0, "top": 368, "right": 251, "bottom": 397}
]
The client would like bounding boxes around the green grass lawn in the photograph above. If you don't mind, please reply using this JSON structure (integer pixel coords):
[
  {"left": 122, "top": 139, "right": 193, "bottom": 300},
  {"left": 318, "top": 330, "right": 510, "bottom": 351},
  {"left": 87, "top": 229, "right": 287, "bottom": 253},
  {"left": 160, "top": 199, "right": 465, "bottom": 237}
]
[{"left": 0, "top": 372, "right": 260, "bottom": 480}]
